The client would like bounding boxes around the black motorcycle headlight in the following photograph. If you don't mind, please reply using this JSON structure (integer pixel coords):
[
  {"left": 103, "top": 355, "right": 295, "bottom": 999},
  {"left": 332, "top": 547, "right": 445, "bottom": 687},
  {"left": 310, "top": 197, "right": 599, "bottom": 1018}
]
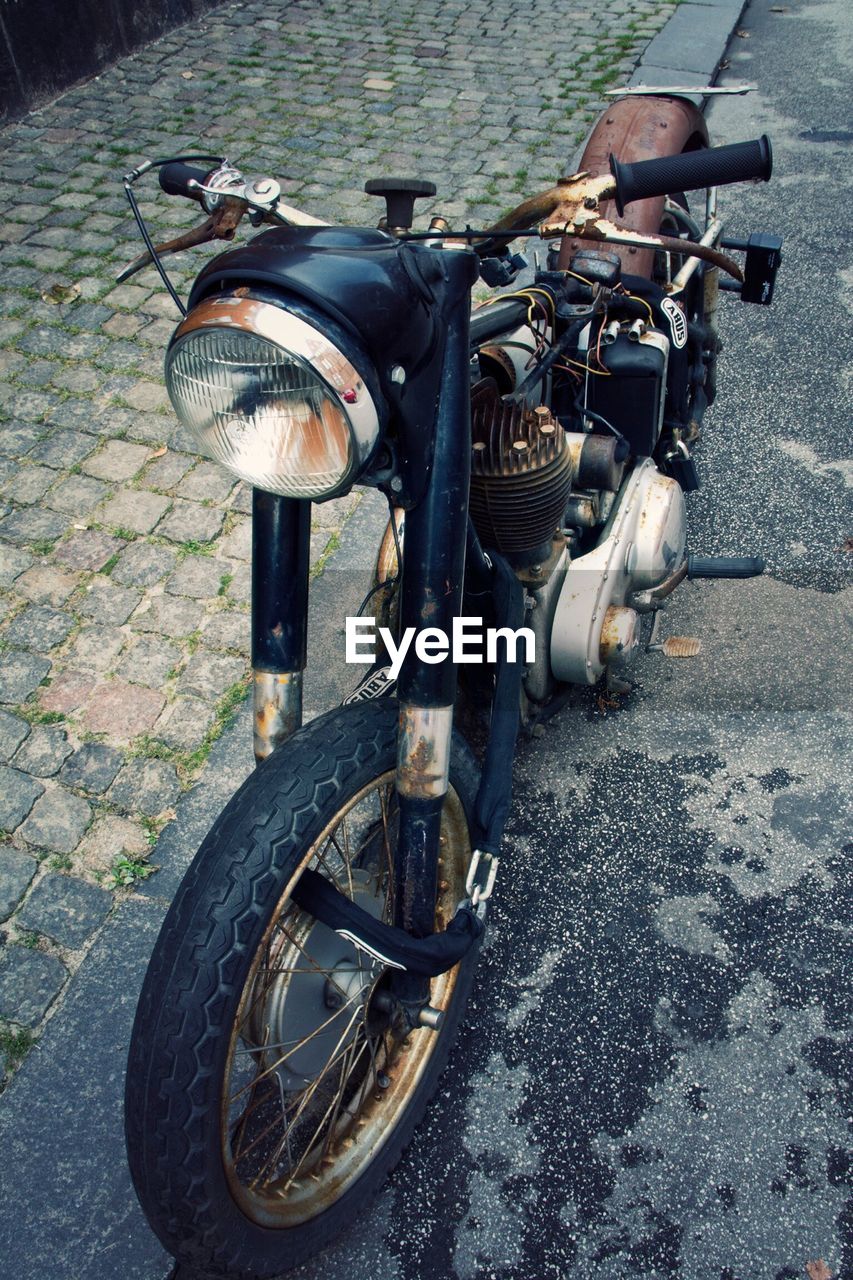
[{"left": 165, "top": 295, "right": 381, "bottom": 499}]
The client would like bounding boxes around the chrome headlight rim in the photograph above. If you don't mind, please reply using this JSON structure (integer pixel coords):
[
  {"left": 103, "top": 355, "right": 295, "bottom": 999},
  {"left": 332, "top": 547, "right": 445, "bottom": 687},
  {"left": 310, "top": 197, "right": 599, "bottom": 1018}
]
[{"left": 165, "top": 292, "right": 383, "bottom": 500}]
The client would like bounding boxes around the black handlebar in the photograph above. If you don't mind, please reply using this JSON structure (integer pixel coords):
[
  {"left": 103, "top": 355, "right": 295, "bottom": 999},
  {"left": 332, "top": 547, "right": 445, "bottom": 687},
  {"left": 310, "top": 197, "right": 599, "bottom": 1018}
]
[
  {"left": 609, "top": 136, "right": 773, "bottom": 215},
  {"left": 158, "top": 161, "right": 213, "bottom": 200}
]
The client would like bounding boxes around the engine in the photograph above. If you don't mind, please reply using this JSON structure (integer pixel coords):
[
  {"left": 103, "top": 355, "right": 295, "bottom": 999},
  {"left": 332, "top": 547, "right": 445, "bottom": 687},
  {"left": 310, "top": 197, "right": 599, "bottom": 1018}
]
[{"left": 468, "top": 313, "right": 687, "bottom": 698}]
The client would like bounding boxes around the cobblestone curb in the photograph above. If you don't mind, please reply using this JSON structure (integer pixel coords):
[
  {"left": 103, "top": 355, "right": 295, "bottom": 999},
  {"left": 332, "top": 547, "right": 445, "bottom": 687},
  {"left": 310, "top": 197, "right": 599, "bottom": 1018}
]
[{"left": 0, "top": 0, "right": 688, "bottom": 1084}]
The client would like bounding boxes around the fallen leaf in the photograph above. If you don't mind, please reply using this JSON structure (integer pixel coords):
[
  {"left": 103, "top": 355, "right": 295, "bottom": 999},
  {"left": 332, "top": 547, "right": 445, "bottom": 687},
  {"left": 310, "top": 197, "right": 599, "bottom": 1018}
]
[
  {"left": 149, "top": 445, "right": 168, "bottom": 458},
  {"left": 41, "top": 281, "right": 81, "bottom": 305},
  {"left": 596, "top": 692, "right": 622, "bottom": 714},
  {"left": 181, "top": 70, "right": 194, "bottom": 79},
  {"left": 805, "top": 1262, "right": 834, "bottom": 1280},
  {"left": 736, "top": 27, "right": 751, "bottom": 37}
]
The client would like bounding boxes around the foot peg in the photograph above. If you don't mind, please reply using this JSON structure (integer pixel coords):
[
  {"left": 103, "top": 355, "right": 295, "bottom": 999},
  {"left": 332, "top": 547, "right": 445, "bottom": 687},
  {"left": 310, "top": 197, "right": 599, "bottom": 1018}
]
[
  {"left": 654, "top": 635, "right": 702, "bottom": 658},
  {"left": 687, "top": 554, "right": 765, "bottom": 579}
]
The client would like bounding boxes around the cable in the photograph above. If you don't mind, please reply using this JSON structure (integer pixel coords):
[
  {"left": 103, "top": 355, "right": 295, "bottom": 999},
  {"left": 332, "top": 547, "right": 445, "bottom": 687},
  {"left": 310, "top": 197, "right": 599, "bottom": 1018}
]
[
  {"left": 124, "top": 182, "right": 186, "bottom": 315},
  {"left": 355, "top": 496, "right": 402, "bottom": 623},
  {"left": 477, "top": 287, "right": 557, "bottom": 328},
  {"left": 576, "top": 404, "right": 630, "bottom": 451},
  {"left": 510, "top": 314, "right": 590, "bottom": 404},
  {"left": 614, "top": 283, "right": 655, "bottom": 324},
  {"left": 122, "top": 153, "right": 226, "bottom": 316},
  {"left": 562, "top": 357, "right": 611, "bottom": 378}
]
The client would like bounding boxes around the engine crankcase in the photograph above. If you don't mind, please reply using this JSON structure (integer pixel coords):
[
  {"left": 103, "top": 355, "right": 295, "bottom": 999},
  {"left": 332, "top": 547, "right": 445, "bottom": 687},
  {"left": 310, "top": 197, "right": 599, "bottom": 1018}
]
[{"left": 550, "top": 459, "right": 686, "bottom": 684}]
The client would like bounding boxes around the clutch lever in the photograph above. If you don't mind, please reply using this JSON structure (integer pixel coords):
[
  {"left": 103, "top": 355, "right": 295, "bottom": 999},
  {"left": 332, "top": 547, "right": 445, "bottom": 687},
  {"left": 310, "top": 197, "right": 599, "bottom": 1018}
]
[
  {"left": 116, "top": 195, "right": 248, "bottom": 283},
  {"left": 117, "top": 161, "right": 327, "bottom": 285}
]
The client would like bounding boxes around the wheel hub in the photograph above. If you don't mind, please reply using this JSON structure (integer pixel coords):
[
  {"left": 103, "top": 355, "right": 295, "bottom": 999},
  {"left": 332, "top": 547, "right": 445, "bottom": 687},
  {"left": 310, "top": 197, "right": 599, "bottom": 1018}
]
[{"left": 247, "top": 869, "right": 383, "bottom": 1090}]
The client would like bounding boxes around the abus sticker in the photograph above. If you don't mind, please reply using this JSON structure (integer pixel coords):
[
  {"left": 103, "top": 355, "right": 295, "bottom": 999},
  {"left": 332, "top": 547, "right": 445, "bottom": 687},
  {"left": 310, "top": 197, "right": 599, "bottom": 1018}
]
[{"left": 661, "top": 297, "right": 687, "bottom": 349}]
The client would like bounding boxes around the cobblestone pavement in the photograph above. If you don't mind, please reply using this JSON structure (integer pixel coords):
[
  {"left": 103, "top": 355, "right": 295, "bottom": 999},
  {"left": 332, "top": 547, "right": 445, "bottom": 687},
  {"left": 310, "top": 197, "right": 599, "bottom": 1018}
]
[{"left": 0, "top": 0, "right": 682, "bottom": 1080}]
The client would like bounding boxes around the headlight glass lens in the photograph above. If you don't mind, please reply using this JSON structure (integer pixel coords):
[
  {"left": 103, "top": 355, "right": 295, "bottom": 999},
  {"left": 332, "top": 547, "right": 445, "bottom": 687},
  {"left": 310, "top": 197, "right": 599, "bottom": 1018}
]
[{"left": 166, "top": 300, "right": 379, "bottom": 499}]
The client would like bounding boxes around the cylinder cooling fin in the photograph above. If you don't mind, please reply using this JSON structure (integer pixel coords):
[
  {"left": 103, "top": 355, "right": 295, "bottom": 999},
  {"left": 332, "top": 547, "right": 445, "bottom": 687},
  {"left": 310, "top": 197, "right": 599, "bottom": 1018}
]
[{"left": 468, "top": 380, "right": 575, "bottom": 565}]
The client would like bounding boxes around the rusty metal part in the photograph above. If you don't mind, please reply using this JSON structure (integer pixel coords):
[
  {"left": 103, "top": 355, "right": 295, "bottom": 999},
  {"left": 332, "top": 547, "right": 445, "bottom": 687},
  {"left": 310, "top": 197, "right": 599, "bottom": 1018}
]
[
  {"left": 468, "top": 382, "right": 576, "bottom": 560},
  {"left": 557, "top": 95, "right": 708, "bottom": 279},
  {"left": 481, "top": 163, "right": 741, "bottom": 284},
  {"left": 253, "top": 670, "right": 303, "bottom": 762},
  {"left": 117, "top": 196, "right": 248, "bottom": 283},
  {"left": 564, "top": 492, "right": 601, "bottom": 529},
  {"left": 574, "top": 433, "right": 627, "bottom": 491},
  {"left": 522, "top": 541, "right": 570, "bottom": 703},
  {"left": 375, "top": 508, "right": 404, "bottom": 589},
  {"left": 477, "top": 343, "right": 518, "bottom": 394},
  {"left": 483, "top": 172, "right": 614, "bottom": 239},
  {"left": 514, "top": 530, "right": 567, "bottom": 589},
  {"left": 370, "top": 508, "right": 404, "bottom": 632},
  {"left": 549, "top": 216, "right": 742, "bottom": 281},
  {"left": 551, "top": 459, "right": 687, "bottom": 684},
  {"left": 635, "top": 557, "right": 689, "bottom": 610},
  {"left": 397, "top": 705, "right": 453, "bottom": 800},
  {"left": 599, "top": 604, "right": 640, "bottom": 666},
  {"left": 668, "top": 216, "right": 724, "bottom": 292},
  {"left": 660, "top": 635, "right": 702, "bottom": 657}
]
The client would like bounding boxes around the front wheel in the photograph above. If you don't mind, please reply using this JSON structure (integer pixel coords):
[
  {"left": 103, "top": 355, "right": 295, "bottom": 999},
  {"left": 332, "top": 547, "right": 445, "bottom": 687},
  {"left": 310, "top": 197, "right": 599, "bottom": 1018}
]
[{"left": 125, "top": 700, "right": 481, "bottom": 1279}]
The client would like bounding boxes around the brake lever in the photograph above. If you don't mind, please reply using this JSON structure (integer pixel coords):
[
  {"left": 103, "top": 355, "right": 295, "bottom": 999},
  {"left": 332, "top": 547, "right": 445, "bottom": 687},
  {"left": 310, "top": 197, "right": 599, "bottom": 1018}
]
[{"left": 116, "top": 196, "right": 248, "bottom": 283}]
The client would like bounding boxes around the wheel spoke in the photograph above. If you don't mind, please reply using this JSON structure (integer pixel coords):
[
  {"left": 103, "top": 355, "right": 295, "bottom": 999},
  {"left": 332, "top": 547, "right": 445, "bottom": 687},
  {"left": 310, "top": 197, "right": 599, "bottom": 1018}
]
[
  {"left": 220, "top": 756, "right": 469, "bottom": 1227},
  {"left": 283, "top": 1037, "right": 372, "bottom": 1188},
  {"left": 229, "top": 988, "right": 365, "bottom": 1106},
  {"left": 244, "top": 1003, "right": 367, "bottom": 1186},
  {"left": 235, "top": 1021, "right": 363, "bottom": 1176}
]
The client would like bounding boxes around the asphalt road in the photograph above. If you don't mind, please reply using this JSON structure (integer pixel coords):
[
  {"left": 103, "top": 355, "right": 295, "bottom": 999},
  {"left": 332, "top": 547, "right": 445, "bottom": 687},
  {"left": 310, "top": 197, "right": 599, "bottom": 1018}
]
[{"left": 284, "top": 3, "right": 853, "bottom": 1279}]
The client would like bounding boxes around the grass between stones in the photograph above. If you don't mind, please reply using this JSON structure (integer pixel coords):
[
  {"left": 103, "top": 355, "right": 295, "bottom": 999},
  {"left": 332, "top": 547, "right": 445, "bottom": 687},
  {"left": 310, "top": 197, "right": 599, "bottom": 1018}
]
[{"left": 0, "top": 1023, "right": 34, "bottom": 1072}]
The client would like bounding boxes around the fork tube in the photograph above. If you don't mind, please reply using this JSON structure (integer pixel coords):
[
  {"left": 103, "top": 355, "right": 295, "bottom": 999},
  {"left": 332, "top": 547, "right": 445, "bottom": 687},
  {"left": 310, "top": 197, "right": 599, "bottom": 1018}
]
[
  {"left": 251, "top": 490, "right": 311, "bottom": 762},
  {"left": 393, "top": 259, "right": 473, "bottom": 1002}
]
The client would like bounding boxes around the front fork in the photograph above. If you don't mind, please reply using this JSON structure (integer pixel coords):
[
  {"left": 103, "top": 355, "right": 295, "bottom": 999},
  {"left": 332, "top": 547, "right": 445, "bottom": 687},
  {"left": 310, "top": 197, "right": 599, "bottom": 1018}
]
[
  {"left": 392, "top": 279, "right": 472, "bottom": 1010},
  {"left": 250, "top": 252, "right": 476, "bottom": 1019},
  {"left": 251, "top": 489, "right": 310, "bottom": 763}
]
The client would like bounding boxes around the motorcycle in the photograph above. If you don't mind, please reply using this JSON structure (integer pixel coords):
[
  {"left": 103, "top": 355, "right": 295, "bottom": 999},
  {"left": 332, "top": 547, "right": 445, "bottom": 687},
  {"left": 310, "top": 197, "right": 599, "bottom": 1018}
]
[{"left": 119, "top": 90, "right": 782, "bottom": 1278}]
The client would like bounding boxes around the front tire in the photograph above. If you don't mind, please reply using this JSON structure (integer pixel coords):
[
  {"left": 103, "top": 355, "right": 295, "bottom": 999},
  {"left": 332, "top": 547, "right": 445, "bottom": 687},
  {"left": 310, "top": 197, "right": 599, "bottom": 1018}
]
[{"left": 125, "top": 700, "right": 480, "bottom": 1279}]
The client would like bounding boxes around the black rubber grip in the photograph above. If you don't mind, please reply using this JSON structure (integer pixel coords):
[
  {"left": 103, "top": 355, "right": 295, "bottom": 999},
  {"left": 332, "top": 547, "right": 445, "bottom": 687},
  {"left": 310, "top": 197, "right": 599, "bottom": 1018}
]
[
  {"left": 159, "top": 162, "right": 212, "bottom": 200},
  {"left": 687, "top": 554, "right": 766, "bottom": 579},
  {"left": 609, "top": 136, "right": 772, "bottom": 215}
]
